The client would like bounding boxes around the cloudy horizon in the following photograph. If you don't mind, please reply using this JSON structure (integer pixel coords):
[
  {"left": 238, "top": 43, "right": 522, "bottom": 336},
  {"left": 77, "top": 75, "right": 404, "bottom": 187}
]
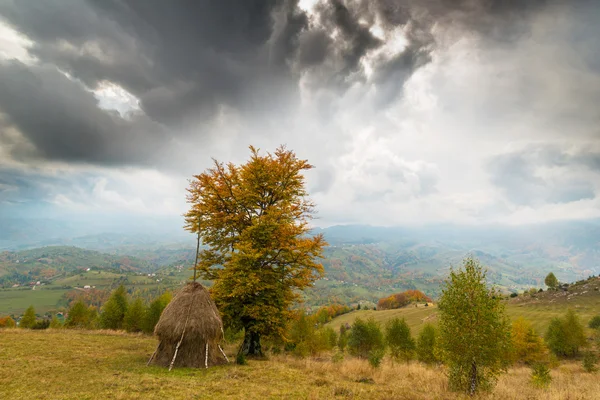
[{"left": 1, "top": 0, "right": 599, "bottom": 228}]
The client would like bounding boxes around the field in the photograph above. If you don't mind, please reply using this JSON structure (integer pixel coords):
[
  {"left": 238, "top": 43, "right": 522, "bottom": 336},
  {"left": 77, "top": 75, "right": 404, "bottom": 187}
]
[
  {"left": 1, "top": 329, "right": 599, "bottom": 399},
  {"left": 0, "top": 287, "right": 67, "bottom": 315}
]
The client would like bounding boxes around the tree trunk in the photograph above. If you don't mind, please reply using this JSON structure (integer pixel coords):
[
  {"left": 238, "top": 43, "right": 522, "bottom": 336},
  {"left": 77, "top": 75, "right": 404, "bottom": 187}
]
[
  {"left": 469, "top": 361, "right": 477, "bottom": 396},
  {"left": 239, "top": 330, "right": 263, "bottom": 358}
]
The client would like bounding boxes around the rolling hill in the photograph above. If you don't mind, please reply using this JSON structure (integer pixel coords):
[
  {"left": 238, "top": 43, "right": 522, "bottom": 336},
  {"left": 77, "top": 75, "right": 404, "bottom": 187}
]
[{"left": 326, "top": 276, "right": 600, "bottom": 337}]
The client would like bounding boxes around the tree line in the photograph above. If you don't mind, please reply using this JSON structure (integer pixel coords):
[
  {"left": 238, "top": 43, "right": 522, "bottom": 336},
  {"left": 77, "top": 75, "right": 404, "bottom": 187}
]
[{"left": 0, "top": 285, "right": 172, "bottom": 334}]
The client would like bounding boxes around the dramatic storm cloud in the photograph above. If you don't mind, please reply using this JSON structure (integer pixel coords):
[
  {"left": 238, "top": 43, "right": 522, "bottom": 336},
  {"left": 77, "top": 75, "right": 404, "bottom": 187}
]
[{"left": 0, "top": 0, "right": 599, "bottom": 226}]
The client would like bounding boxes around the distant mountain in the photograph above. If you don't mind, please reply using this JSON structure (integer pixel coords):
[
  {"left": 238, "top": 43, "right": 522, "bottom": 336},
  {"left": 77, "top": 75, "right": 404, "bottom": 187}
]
[{"left": 2, "top": 218, "right": 600, "bottom": 303}]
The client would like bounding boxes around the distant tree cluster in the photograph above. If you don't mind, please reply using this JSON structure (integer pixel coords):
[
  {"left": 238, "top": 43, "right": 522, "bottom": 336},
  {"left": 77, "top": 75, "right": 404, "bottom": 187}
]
[
  {"left": 313, "top": 304, "right": 353, "bottom": 325},
  {"left": 376, "top": 290, "right": 432, "bottom": 310}
]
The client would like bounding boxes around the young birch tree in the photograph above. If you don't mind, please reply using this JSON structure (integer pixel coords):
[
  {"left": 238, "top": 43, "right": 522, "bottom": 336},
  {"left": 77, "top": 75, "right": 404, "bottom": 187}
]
[{"left": 438, "top": 257, "right": 511, "bottom": 395}]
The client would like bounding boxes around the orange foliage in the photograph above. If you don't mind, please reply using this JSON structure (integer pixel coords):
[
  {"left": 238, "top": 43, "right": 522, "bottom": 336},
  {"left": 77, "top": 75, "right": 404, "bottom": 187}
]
[
  {"left": 0, "top": 316, "right": 16, "bottom": 328},
  {"left": 377, "top": 290, "right": 432, "bottom": 310},
  {"left": 313, "top": 304, "right": 352, "bottom": 324}
]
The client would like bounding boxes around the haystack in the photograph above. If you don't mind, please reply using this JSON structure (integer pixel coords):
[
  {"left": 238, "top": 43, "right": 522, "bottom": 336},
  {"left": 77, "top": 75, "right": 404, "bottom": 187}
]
[{"left": 148, "top": 282, "right": 228, "bottom": 369}]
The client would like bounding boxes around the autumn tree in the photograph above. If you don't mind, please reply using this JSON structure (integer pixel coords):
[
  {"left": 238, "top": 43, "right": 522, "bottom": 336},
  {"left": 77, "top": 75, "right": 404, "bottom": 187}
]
[
  {"left": 0, "top": 316, "right": 16, "bottom": 328},
  {"left": 185, "top": 146, "right": 326, "bottom": 357},
  {"left": 437, "top": 257, "right": 512, "bottom": 395},
  {"left": 544, "top": 273, "right": 559, "bottom": 290},
  {"left": 510, "top": 317, "right": 547, "bottom": 364},
  {"left": 20, "top": 305, "right": 36, "bottom": 329}
]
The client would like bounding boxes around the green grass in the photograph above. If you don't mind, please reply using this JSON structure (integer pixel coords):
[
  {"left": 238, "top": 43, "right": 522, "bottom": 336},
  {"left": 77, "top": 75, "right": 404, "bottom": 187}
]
[{"left": 0, "top": 287, "right": 67, "bottom": 315}]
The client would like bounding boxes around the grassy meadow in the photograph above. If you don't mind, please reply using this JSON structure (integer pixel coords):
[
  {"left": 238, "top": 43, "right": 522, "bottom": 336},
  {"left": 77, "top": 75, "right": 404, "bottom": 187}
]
[{"left": 1, "top": 329, "right": 599, "bottom": 399}]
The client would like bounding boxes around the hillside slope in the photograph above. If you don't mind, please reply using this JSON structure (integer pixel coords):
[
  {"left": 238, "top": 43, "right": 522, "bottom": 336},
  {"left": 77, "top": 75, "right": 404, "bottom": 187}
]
[
  {"left": 327, "top": 277, "right": 600, "bottom": 336},
  {"left": 0, "top": 246, "right": 151, "bottom": 286}
]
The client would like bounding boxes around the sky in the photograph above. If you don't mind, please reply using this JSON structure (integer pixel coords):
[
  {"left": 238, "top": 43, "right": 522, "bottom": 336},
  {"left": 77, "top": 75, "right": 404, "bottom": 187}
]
[{"left": 0, "top": 0, "right": 599, "bottom": 228}]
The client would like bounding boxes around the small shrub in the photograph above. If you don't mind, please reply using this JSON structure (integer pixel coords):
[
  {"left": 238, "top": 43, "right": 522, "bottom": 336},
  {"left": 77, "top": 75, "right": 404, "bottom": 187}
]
[
  {"left": 368, "top": 348, "right": 385, "bottom": 368},
  {"left": 589, "top": 316, "right": 600, "bottom": 330},
  {"left": 49, "top": 315, "right": 62, "bottom": 329},
  {"left": 530, "top": 363, "right": 552, "bottom": 388},
  {"left": 582, "top": 352, "right": 598, "bottom": 373},
  {"left": 332, "top": 349, "right": 344, "bottom": 364},
  {"left": 224, "top": 327, "right": 244, "bottom": 344},
  {"left": 338, "top": 325, "right": 349, "bottom": 352},
  {"left": 510, "top": 292, "right": 518, "bottom": 298},
  {"left": 545, "top": 310, "right": 587, "bottom": 358},
  {"left": 236, "top": 352, "right": 248, "bottom": 365},
  {"left": 31, "top": 319, "right": 50, "bottom": 330},
  {"left": 19, "top": 306, "right": 36, "bottom": 329}
]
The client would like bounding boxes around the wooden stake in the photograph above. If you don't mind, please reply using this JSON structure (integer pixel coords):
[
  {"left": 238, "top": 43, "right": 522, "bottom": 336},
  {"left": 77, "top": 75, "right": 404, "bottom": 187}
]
[
  {"left": 147, "top": 341, "right": 161, "bottom": 366},
  {"left": 218, "top": 345, "right": 229, "bottom": 363},
  {"left": 169, "top": 330, "right": 186, "bottom": 371},
  {"left": 205, "top": 343, "right": 209, "bottom": 368}
]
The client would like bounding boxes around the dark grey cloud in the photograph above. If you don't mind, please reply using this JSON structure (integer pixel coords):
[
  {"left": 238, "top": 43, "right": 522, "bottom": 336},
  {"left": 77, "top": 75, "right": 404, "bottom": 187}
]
[
  {"left": 0, "top": 0, "right": 301, "bottom": 126},
  {"left": 0, "top": 60, "right": 168, "bottom": 165},
  {"left": 297, "top": 0, "right": 552, "bottom": 105},
  {"left": 0, "top": 0, "right": 573, "bottom": 170},
  {"left": 488, "top": 144, "right": 600, "bottom": 206}
]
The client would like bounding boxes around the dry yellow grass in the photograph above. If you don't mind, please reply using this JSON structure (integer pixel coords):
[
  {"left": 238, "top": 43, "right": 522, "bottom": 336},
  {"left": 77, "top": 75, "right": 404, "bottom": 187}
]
[{"left": 0, "top": 329, "right": 598, "bottom": 399}]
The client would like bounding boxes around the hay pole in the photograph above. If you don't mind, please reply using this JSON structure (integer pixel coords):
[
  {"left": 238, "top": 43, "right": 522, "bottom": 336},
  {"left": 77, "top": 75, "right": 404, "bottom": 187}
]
[
  {"left": 193, "top": 218, "right": 200, "bottom": 283},
  {"left": 147, "top": 341, "right": 161, "bottom": 366},
  {"left": 218, "top": 345, "right": 229, "bottom": 363},
  {"left": 205, "top": 343, "right": 209, "bottom": 368}
]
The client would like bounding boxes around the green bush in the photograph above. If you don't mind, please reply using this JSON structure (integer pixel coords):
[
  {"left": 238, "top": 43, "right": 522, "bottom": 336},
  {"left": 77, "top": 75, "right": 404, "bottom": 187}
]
[
  {"left": 49, "top": 315, "right": 62, "bottom": 329},
  {"left": 545, "top": 310, "right": 586, "bottom": 358},
  {"left": 589, "top": 315, "right": 600, "bottom": 330},
  {"left": 19, "top": 306, "right": 36, "bottom": 329},
  {"left": 530, "top": 363, "right": 552, "bottom": 388},
  {"left": 368, "top": 348, "right": 385, "bottom": 368},
  {"left": 31, "top": 319, "right": 50, "bottom": 330},
  {"left": 338, "top": 325, "right": 349, "bottom": 352},
  {"left": 582, "top": 352, "right": 598, "bottom": 373},
  {"left": 347, "top": 318, "right": 385, "bottom": 359},
  {"left": 287, "top": 313, "right": 332, "bottom": 357},
  {"left": 416, "top": 324, "right": 438, "bottom": 364}
]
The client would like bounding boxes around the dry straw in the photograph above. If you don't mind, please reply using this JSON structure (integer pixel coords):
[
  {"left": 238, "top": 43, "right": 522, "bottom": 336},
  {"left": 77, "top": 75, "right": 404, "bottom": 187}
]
[{"left": 148, "top": 282, "right": 228, "bottom": 369}]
